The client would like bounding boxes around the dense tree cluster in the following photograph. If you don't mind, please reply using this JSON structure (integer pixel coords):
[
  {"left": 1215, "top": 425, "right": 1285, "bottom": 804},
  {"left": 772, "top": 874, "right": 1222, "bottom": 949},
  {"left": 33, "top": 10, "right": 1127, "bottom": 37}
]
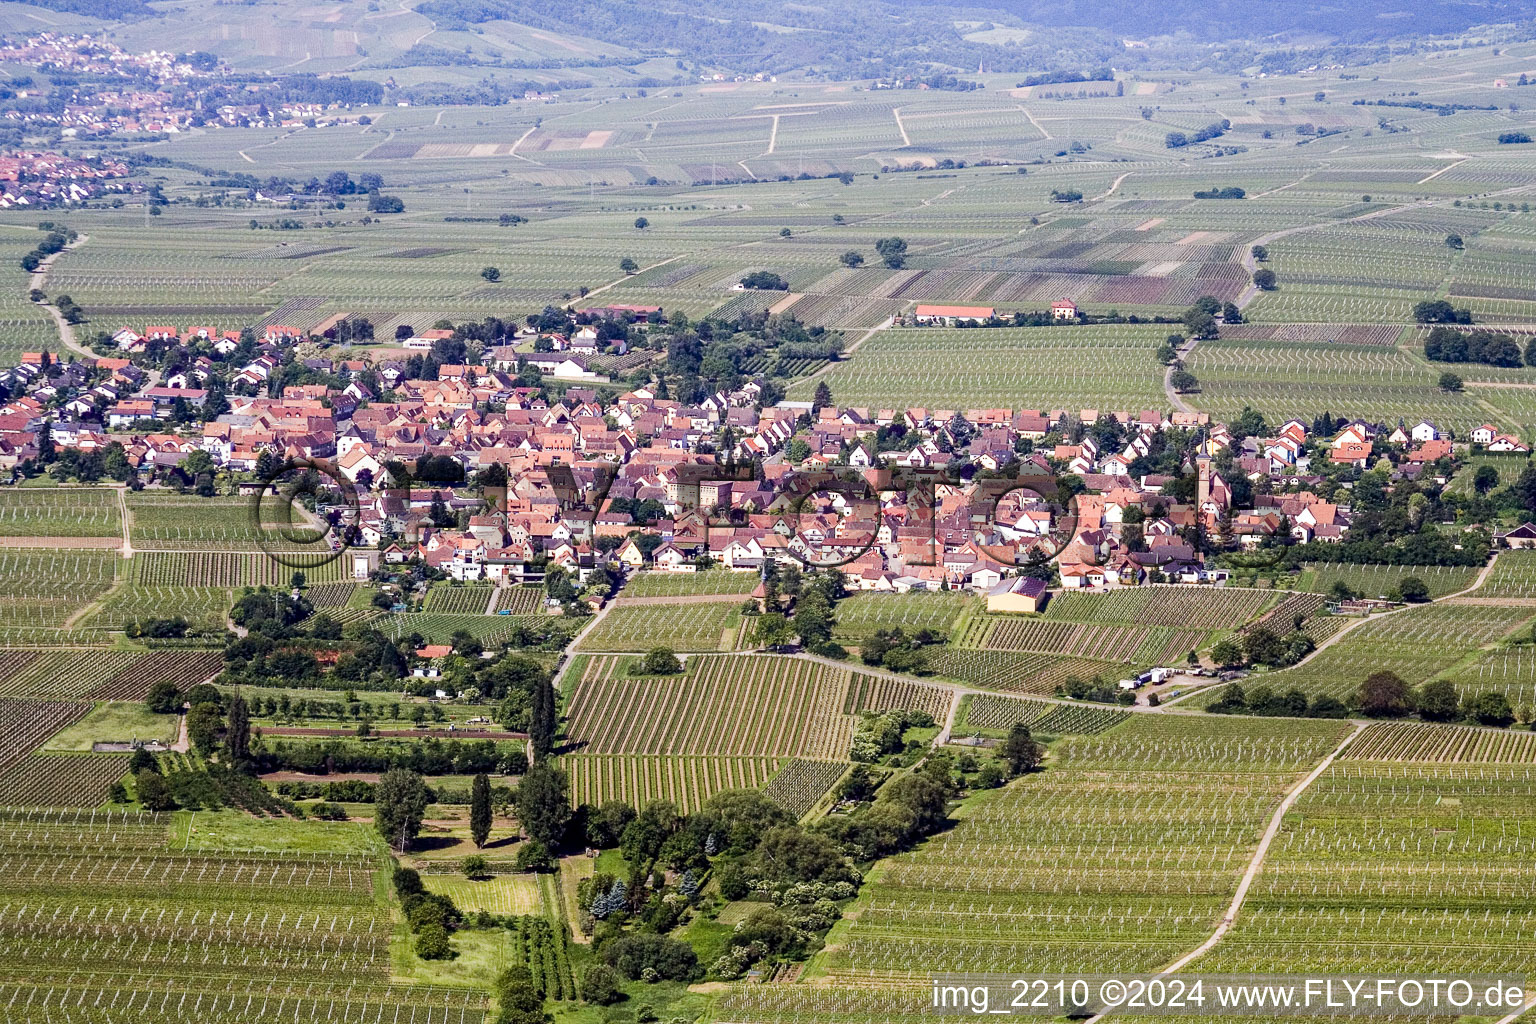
[{"left": 1423, "top": 326, "right": 1526, "bottom": 368}]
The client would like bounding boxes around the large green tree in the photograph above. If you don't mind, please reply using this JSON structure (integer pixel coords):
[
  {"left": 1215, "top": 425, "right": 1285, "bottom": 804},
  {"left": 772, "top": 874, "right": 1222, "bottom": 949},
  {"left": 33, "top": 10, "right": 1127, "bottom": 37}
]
[
  {"left": 469, "top": 773, "right": 493, "bottom": 848},
  {"left": 225, "top": 691, "right": 252, "bottom": 772},
  {"left": 376, "top": 768, "right": 430, "bottom": 852},
  {"left": 515, "top": 762, "right": 570, "bottom": 849}
]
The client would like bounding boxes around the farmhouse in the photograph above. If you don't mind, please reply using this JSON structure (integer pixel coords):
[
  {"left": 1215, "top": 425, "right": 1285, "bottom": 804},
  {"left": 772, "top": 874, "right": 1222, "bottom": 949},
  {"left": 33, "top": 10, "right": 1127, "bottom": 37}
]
[
  {"left": 913, "top": 304, "right": 994, "bottom": 326},
  {"left": 986, "top": 575, "right": 1048, "bottom": 613},
  {"left": 1498, "top": 523, "right": 1536, "bottom": 549},
  {"left": 1051, "top": 298, "right": 1078, "bottom": 320}
]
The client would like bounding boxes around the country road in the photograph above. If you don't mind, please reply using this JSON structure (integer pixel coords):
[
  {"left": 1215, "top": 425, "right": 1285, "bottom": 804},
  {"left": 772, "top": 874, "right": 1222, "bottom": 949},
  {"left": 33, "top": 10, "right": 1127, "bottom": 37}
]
[{"left": 30, "top": 232, "right": 93, "bottom": 358}]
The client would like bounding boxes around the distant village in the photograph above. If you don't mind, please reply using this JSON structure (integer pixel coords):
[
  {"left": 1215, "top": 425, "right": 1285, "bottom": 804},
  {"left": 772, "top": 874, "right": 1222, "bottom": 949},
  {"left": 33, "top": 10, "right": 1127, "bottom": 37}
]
[
  {"left": 2, "top": 298, "right": 1525, "bottom": 604},
  {"left": 0, "top": 151, "right": 134, "bottom": 207},
  {"left": 0, "top": 34, "right": 376, "bottom": 135}
]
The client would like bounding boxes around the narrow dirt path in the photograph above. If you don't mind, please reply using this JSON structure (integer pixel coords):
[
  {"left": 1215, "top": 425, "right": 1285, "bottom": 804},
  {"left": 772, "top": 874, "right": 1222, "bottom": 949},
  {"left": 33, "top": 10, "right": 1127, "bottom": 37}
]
[
  {"left": 1092, "top": 171, "right": 1132, "bottom": 202},
  {"left": 581, "top": 255, "right": 684, "bottom": 299},
  {"left": 1163, "top": 336, "right": 1200, "bottom": 414},
  {"left": 1017, "top": 104, "right": 1052, "bottom": 140},
  {"left": 933, "top": 687, "right": 963, "bottom": 746},
  {"left": 1158, "top": 722, "right": 1365, "bottom": 975},
  {"left": 892, "top": 107, "right": 911, "bottom": 147},
  {"left": 1078, "top": 723, "right": 1367, "bottom": 1024},
  {"left": 30, "top": 232, "right": 92, "bottom": 358},
  {"left": 793, "top": 319, "right": 892, "bottom": 389},
  {"left": 116, "top": 486, "right": 133, "bottom": 559}
]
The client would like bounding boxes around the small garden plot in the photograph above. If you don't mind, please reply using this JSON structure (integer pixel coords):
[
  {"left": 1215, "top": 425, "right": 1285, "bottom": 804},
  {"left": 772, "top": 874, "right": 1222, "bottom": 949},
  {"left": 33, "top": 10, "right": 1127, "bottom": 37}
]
[
  {"left": 564, "top": 654, "right": 854, "bottom": 759},
  {"left": 1448, "top": 646, "right": 1536, "bottom": 705},
  {"left": 424, "top": 875, "right": 543, "bottom": 916},
  {"left": 94, "top": 649, "right": 223, "bottom": 701},
  {"left": 831, "top": 592, "right": 971, "bottom": 642},
  {"left": 1201, "top": 750, "right": 1536, "bottom": 977},
  {"left": 842, "top": 671, "right": 951, "bottom": 721},
  {"left": 1203, "top": 601, "right": 1535, "bottom": 702},
  {"left": 423, "top": 584, "right": 495, "bottom": 614},
  {"left": 960, "top": 693, "right": 1130, "bottom": 735},
  {"left": 134, "top": 551, "right": 350, "bottom": 587},
  {"left": 0, "top": 549, "right": 120, "bottom": 629},
  {"left": 973, "top": 617, "right": 1203, "bottom": 666},
  {"left": 622, "top": 571, "right": 760, "bottom": 598},
  {"left": 83, "top": 584, "right": 233, "bottom": 632},
  {"left": 927, "top": 648, "right": 1124, "bottom": 695},
  {"left": 1043, "top": 587, "right": 1273, "bottom": 629},
  {"left": 0, "top": 650, "right": 141, "bottom": 700},
  {"left": 1476, "top": 551, "right": 1536, "bottom": 600},
  {"left": 763, "top": 759, "right": 847, "bottom": 818},
  {"left": 560, "top": 754, "right": 781, "bottom": 815},
  {"left": 305, "top": 581, "right": 360, "bottom": 608},
  {"left": 0, "top": 698, "right": 89, "bottom": 774},
  {"left": 0, "top": 488, "right": 121, "bottom": 537},
  {"left": 493, "top": 586, "right": 545, "bottom": 615},
  {"left": 126, "top": 495, "right": 330, "bottom": 553},
  {"left": 575, "top": 601, "right": 738, "bottom": 652},
  {"left": 1239, "top": 592, "right": 1329, "bottom": 637},
  {"left": 0, "top": 753, "right": 128, "bottom": 806},
  {"left": 1342, "top": 722, "right": 1536, "bottom": 763},
  {"left": 378, "top": 613, "right": 546, "bottom": 646},
  {"left": 1294, "top": 563, "right": 1481, "bottom": 600}
]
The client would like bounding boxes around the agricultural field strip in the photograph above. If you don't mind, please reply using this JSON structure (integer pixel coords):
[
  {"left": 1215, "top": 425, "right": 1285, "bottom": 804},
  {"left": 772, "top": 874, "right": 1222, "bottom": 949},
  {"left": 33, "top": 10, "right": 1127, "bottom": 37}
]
[
  {"left": 0, "top": 811, "right": 485, "bottom": 1020},
  {"left": 718, "top": 716, "right": 1352, "bottom": 1015},
  {"left": 560, "top": 754, "right": 781, "bottom": 815},
  {"left": 564, "top": 654, "right": 852, "bottom": 758},
  {"left": 1200, "top": 750, "right": 1536, "bottom": 976}
]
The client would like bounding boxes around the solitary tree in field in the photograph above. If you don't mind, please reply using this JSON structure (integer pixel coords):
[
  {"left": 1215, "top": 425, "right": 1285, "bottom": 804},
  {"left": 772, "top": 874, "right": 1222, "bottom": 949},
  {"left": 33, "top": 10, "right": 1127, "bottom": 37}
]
[
  {"left": 1445, "top": 233, "right": 1464, "bottom": 250},
  {"left": 469, "top": 772, "right": 492, "bottom": 848},
  {"left": 480, "top": 266, "right": 501, "bottom": 282},
  {"left": 812, "top": 380, "right": 832, "bottom": 412},
  {"left": 1251, "top": 244, "right": 1269, "bottom": 261},
  {"left": 642, "top": 647, "right": 683, "bottom": 674},
  {"left": 1000, "top": 722, "right": 1043, "bottom": 775},
  {"left": 1170, "top": 369, "right": 1199, "bottom": 393},
  {"left": 874, "top": 236, "right": 908, "bottom": 269},
  {"left": 225, "top": 691, "right": 252, "bottom": 773},
  {"left": 515, "top": 762, "right": 570, "bottom": 849},
  {"left": 633, "top": 216, "right": 649, "bottom": 230},
  {"left": 1211, "top": 639, "right": 1243, "bottom": 667},
  {"left": 839, "top": 250, "right": 864, "bottom": 268},
  {"left": 375, "top": 768, "right": 430, "bottom": 852},
  {"left": 1357, "top": 670, "right": 1412, "bottom": 718},
  {"left": 1416, "top": 679, "right": 1460, "bottom": 721},
  {"left": 755, "top": 612, "right": 794, "bottom": 649},
  {"left": 1438, "top": 372, "right": 1464, "bottom": 393},
  {"left": 1252, "top": 268, "right": 1277, "bottom": 290},
  {"left": 528, "top": 676, "right": 556, "bottom": 759},
  {"left": 619, "top": 257, "right": 638, "bottom": 274}
]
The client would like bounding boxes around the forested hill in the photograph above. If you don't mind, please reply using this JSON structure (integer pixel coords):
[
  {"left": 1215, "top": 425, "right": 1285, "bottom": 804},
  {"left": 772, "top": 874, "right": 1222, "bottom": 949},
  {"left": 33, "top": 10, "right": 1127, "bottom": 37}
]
[
  {"left": 23, "top": 0, "right": 150, "bottom": 18},
  {"left": 412, "top": 0, "right": 1124, "bottom": 76},
  {"left": 972, "top": 0, "right": 1536, "bottom": 42},
  {"left": 414, "top": 0, "right": 1536, "bottom": 77}
]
